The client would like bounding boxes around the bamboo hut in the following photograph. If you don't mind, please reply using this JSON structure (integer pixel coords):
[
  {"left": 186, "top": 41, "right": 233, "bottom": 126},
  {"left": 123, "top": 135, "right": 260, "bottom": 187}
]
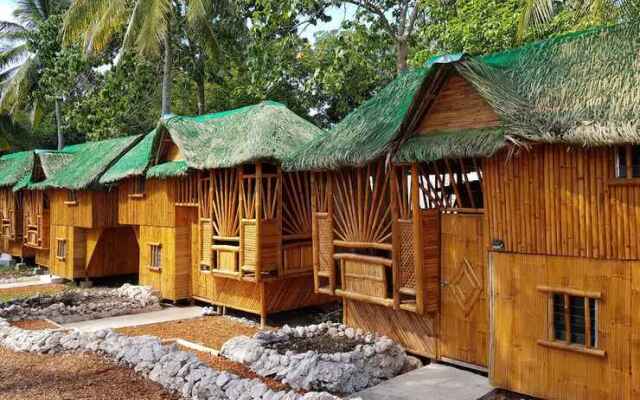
[
  {"left": 100, "top": 129, "right": 199, "bottom": 301},
  {"left": 102, "top": 101, "right": 331, "bottom": 324},
  {"left": 290, "top": 24, "right": 640, "bottom": 400},
  {"left": 0, "top": 151, "right": 35, "bottom": 259},
  {"left": 31, "top": 136, "right": 143, "bottom": 281}
]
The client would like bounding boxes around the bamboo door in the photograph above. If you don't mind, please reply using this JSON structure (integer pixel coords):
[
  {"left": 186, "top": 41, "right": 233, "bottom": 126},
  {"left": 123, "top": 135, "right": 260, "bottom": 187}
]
[{"left": 439, "top": 210, "right": 488, "bottom": 368}]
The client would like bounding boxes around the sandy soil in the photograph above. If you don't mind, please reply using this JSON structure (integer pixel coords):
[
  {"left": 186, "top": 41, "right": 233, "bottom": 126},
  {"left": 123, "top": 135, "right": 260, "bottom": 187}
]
[
  {"left": 0, "top": 347, "right": 178, "bottom": 400},
  {"left": 116, "top": 316, "right": 260, "bottom": 350}
]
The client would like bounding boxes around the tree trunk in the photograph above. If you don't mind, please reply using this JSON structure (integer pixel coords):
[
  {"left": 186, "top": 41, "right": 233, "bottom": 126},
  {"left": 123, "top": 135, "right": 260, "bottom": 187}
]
[
  {"left": 196, "top": 76, "right": 206, "bottom": 115},
  {"left": 161, "top": 28, "right": 173, "bottom": 116},
  {"left": 54, "top": 98, "right": 64, "bottom": 150},
  {"left": 396, "top": 39, "right": 409, "bottom": 73}
]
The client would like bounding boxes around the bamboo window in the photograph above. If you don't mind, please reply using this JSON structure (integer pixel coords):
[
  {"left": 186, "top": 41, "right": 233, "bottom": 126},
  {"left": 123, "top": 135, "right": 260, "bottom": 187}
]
[
  {"left": 129, "top": 176, "right": 145, "bottom": 197},
  {"left": 149, "top": 243, "right": 162, "bottom": 270},
  {"left": 23, "top": 191, "right": 45, "bottom": 247},
  {"left": 65, "top": 190, "right": 78, "bottom": 205},
  {"left": 198, "top": 172, "right": 212, "bottom": 219},
  {"left": 312, "top": 171, "right": 335, "bottom": 293},
  {"left": 614, "top": 145, "right": 640, "bottom": 180},
  {"left": 175, "top": 174, "right": 199, "bottom": 206},
  {"left": 283, "top": 171, "right": 312, "bottom": 240},
  {"left": 56, "top": 239, "right": 67, "bottom": 260},
  {"left": 537, "top": 286, "right": 604, "bottom": 357},
  {"left": 417, "top": 158, "right": 483, "bottom": 210},
  {"left": 209, "top": 168, "right": 241, "bottom": 274}
]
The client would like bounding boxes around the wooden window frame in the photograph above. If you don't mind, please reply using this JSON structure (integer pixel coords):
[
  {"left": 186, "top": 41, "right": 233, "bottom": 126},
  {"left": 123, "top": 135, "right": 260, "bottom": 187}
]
[
  {"left": 537, "top": 286, "right": 605, "bottom": 357},
  {"left": 128, "top": 176, "right": 146, "bottom": 198},
  {"left": 148, "top": 243, "right": 162, "bottom": 271},
  {"left": 64, "top": 190, "right": 78, "bottom": 206},
  {"left": 611, "top": 145, "right": 640, "bottom": 185},
  {"left": 56, "top": 238, "right": 67, "bottom": 261}
]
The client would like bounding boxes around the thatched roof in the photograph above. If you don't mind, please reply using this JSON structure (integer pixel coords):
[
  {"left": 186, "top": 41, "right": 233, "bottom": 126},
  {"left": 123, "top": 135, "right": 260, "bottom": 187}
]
[
  {"left": 146, "top": 160, "right": 189, "bottom": 179},
  {"left": 13, "top": 151, "right": 75, "bottom": 192},
  {"left": 99, "top": 129, "right": 160, "bottom": 184},
  {"left": 159, "top": 101, "right": 322, "bottom": 170},
  {"left": 458, "top": 24, "right": 640, "bottom": 147},
  {"left": 291, "top": 24, "right": 639, "bottom": 169},
  {"left": 33, "top": 135, "right": 142, "bottom": 190},
  {"left": 0, "top": 151, "right": 34, "bottom": 188}
]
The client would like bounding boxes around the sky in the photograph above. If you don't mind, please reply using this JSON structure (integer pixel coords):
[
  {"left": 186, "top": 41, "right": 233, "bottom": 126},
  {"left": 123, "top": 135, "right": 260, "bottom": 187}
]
[{"left": 0, "top": 0, "right": 355, "bottom": 41}]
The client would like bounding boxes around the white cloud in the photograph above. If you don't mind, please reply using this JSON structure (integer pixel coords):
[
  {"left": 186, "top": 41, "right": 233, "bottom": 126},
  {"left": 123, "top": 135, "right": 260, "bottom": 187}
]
[{"left": 0, "top": 0, "right": 17, "bottom": 23}]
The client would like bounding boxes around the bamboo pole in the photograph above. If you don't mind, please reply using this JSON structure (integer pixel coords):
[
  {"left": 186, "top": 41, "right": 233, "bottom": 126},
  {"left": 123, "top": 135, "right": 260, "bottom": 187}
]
[{"left": 411, "top": 163, "right": 425, "bottom": 314}]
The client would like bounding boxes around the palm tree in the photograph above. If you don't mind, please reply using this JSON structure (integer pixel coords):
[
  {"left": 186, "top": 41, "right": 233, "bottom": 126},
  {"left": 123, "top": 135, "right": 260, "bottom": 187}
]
[
  {"left": 0, "top": 0, "right": 69, "bottom": 149},
  {"left": 63, "top": 0, "right": 219, "bottom": 116},
  {"left": 517, "top": 0, "right": 636, "bottom": 40}
]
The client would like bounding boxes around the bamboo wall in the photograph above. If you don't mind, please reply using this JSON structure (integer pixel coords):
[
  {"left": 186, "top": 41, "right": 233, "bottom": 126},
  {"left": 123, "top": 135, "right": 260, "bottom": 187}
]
[
  {"left": 139, "top": 224, "right": 193, "bottom": 301},
  {"left": 50, "top": 189, "right": 118, "bottom": 228},
  {"left": 22, "top": 191, "right": 49, "bottom": 251},
  {"left": 484, "top": 145, "right": 640, "bottom": 259},
  {"left": 491, "top": 252, "right": 639, "bottom": 399},
  {"left": 118, "top": 178, "right": 176, "bottom": 227}
]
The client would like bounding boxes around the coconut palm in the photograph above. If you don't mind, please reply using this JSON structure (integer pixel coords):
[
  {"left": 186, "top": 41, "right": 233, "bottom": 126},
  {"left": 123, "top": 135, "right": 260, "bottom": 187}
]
[
  {"left": 518, "top": 0, "right": 637, "bottom": 40},
  {"left": 0, "top": 0, "right": 69, "bottom": 149},
  {"left": 63, "top": 0, "right": 220, "bottom": 115}
]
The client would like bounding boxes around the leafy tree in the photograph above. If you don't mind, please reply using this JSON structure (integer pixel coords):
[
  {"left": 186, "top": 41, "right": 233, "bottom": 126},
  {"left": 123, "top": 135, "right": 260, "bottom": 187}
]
[
  {"left": 63, "top": 0, "right": 219, "bottom": 115},
  {"left": 0, "top": 0, "right": 70, "bottom": 149},
  {"left": 330, "top": 0, "right": 425, "bottom": 72}
]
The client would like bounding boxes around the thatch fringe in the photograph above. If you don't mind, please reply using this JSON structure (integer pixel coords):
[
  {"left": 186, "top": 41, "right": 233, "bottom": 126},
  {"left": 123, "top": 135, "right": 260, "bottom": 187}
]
[
  {"left": 146, "top": 160, "right": 189, "bottom": 179},
  {"left": 394, "top": 129, "right": 509, "bottom": 163}
]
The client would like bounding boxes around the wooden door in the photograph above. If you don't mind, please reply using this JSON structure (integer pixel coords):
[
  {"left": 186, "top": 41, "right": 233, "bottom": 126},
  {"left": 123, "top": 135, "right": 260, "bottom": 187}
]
[{"left": 440, "top": 211, "right": 488, "bottom": 368}]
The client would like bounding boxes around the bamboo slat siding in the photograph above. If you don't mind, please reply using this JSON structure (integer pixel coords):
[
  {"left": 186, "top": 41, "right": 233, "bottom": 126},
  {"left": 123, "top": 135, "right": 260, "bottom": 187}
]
[
  {"left": 416, "top": 74, "right": 500, "bottom": 134},
  {"left": 492, "top": 252, "right": 637, "bottom": 399},
  {"left": 118, "top": 178, "right": 176, "bottom": 227},
  {"left": 50, "top": 189, "right": 118, "bottom": 228},
  {"left": 485, "top": 145, "right": 640, "bottom": 260}
]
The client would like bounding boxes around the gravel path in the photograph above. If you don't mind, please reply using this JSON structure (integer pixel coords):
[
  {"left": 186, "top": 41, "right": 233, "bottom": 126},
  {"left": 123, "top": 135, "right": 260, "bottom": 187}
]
[
  {"left": 0, "top": 347, "right": 179, "bottom": 400},
  {"left": 116, "top": 316, "right": 260, "bottom": 350}
]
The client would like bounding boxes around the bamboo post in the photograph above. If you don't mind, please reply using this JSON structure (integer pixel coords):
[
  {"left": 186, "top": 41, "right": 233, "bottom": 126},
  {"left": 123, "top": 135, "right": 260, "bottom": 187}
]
[
  {"left": 389, "top": 165, "right": 401, "bottom": 310},
  {"left": 238, "top": 167, "right": 245, "bottom": 277},
  {"left": 411, "top": 163, "right": 425, "bottom": 314},
  {"left": 276, "top": 167, "right": 283, "bottom": 277},
  {"left": 259, "top": 281, "right": 267, "bottom": 329},
  {"left": 255, "top": 162, "right": 263, "bottom": 281},
  {"left": 311, "top": 172, "right": 320, "bottom": 292},
  {"left": 327, "top": 173, "right": 336, "bottom": 292}
]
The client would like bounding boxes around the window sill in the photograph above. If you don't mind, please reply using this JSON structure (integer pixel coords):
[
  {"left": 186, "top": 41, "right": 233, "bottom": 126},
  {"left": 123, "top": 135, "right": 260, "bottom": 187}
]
[
  {"left": 148, "top": 266, "right": 161, "bottom": 272},
  {"left": 608, "top": 178, "right": 640, "bottom": 186},
  {"left": 64, "top": 201, "right": 78, "bottom": 206},
  {"left": 537, "top": 340, "right": 605, "bottom": 358},
  {"left": 55, "top": 256, "right": 65, "bottom": 261},
  {"left": 128, "top": 193, "right": 145, "bottom": 199}
]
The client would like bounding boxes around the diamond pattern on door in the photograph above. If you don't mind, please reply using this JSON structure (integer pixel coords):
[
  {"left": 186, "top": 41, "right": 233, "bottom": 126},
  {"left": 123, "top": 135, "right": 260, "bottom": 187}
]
[{"left": 450, "top": 258, "right": 483, "bottom": 316}]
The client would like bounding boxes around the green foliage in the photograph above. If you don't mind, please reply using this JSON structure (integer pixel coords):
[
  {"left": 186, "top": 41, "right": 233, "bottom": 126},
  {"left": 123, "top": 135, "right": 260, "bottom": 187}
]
[{"left": 66, "top": 56, "right": 160, "bottom": 140}]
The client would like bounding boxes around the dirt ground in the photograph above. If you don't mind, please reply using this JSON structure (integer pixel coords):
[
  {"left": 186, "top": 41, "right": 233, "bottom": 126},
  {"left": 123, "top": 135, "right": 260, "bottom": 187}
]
[
  {"left": 116, "top": 316, "right": 260, "bottom": 350},
  {"left": 10, "top": 320, "right": 59, "bottom": 330},
  {"left": 0, "top": 284, "right": 67, "bottom": 303},
  {"left": 0, "top": 347, "right": 178, "bottom": 400}
]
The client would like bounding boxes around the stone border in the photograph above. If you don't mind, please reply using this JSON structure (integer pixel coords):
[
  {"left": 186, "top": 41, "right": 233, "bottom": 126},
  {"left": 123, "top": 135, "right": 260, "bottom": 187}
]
[
  {"left": 0, "top": 284, "right": 162, "bottom": 324},
  {"left": 221, "top": 323, "right": 418, "bottom": 394},
  {"left": 0, "top": 318, "right": 342, "bottom": 400}
]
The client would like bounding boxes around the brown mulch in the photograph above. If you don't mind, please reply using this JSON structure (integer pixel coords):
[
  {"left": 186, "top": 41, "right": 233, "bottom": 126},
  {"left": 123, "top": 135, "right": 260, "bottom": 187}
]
[
  {"left": 116, "top": 316, "right": 260, "bottom": 350},
  {"left": 10, "top": 320, "right": 59, "bottom": 330},
  {"left": 0, "top": 347, "right": 179, "bottom": 400},
  {"left": 176, "top": 345, "right": 300, "bottom": 394},
  {"left": 0, "top": 284, "right": 67, "bottom": 303}
]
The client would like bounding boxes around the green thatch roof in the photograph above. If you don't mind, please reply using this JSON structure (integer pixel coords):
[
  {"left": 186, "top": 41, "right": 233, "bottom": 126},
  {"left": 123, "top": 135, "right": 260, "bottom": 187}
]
[
  {"left": 0, "top": 151, "right": 34, "bottom": 188},
  {"left": 13, "top": 151, "right": 75, "bottom": 192},
  {"left": 394, "top": 129, "right": 507, "bottom": 164},
  {"left": 146, "top": 160, "right": 189, "bottom": 179},
  {"left": 99, "top": 129, "right": 160, "bottom": 184},
  {"left": 32, "top": 135, "right": 142, "bottom": 190},
  {"left": 159, "top": 101, "right": 322, "bottom": 170},
  {"left": 458, "top": 24, "right": 640, "bottom": 146}
]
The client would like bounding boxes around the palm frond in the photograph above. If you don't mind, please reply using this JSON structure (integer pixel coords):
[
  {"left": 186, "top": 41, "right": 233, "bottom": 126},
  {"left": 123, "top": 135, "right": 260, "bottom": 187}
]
[
  {"left": 186, "top": 0, "right": 219, "bottom": 58},
  {"left": 517, "top": 0, "right": 554, "bottom": 41},
  {"left": 63, "top": 0, "right": 113, "bottom": 51},
  {"left": 0, "top": 21, "right": 28, "bottom": 34},
  {"left": 84, "top": 0, "right": 129, "bottom": 54},
  {"left": 0, "top": 44, "right": 29, "bottom": 70},
  {"left": 134, "top": 0, "right": 171, "bottom": 56},
  {"left": 0, "top": 57, "right": 37, "bottom": 115},
  {"left": 15, "top": 0, "right": 48, "bottom": 27}
]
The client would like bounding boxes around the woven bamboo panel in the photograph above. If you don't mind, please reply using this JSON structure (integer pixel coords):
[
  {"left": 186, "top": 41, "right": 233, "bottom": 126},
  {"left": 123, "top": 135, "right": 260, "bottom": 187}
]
[
  {"left": 342, "top": 259, "right": 387, "bottom": 298},
  {"left": 344, "top": 299, "right": 437, "bottom": 358},
  {"left": 317, "top": 215, "right": 333, "bottom": 273},
  {"left": 216, "top": 249, "right": 238, "bottom": 273},
  {"left": 260, "top": 219, "right": 281, "bottom": 273},
  {"left": 283, "top": 243, "right": 313, "bottom": 274},
  {"left": 200, "top": 221, "right": 212, "bottom": 267},
  {"left": 242, "top": 220, "right": 257, "bottom": 269},
  {"left": 398, "top": 220, "right": 416, "bottom": 289}
]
